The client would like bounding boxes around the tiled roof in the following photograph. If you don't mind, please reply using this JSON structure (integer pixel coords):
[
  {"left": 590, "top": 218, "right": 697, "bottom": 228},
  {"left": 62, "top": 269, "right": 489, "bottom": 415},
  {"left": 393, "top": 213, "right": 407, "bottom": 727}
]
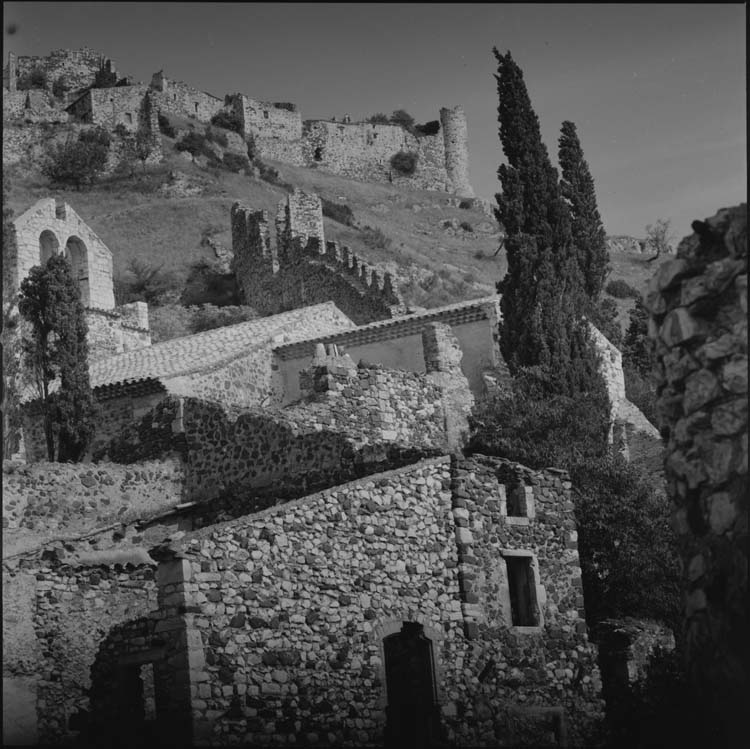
[
  {"left": 272, "top": 296, "right": 501, "bottom": 360},
  {"left": 88, "top": 302, "right": 355, "bottom": 390}
]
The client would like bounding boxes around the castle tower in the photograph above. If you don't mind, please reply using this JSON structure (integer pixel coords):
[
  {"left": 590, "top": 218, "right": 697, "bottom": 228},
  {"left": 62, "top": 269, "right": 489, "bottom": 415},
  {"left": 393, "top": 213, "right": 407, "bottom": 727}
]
[
  {"left": 6, "top": 51, "right": 17, "bottom": 92},
  {"left": 440, "top": 105, "right": 474, "bottom": 198},
  {"left": 275, "top": 189, "right": 325, "bottom": 265}
]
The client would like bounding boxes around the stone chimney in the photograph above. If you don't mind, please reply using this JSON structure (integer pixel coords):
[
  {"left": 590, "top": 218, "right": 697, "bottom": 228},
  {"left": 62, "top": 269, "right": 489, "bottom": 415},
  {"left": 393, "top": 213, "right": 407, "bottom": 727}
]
[{"left": 298, "top": 342, "right": 357, "bottom": 397}]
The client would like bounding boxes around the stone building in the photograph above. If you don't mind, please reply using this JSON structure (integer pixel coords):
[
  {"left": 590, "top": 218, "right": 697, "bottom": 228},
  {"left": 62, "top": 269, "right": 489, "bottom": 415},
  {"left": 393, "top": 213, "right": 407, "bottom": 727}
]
[
  {"left": 149, "top": 70, "right": 224, "bottom": 123},
  {"left": 646, "top": 203, "right": 747, "bottom": 747}
]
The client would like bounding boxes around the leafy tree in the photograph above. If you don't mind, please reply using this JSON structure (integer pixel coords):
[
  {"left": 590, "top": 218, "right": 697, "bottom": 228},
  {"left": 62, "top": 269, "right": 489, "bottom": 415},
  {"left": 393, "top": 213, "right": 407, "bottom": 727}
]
[
  {"left": 17, "top": 66, "right": 47, "bottom": 90},
  {"left": 43, "top": 129, "right": 110, "bottom": 190},
  {"left": 389, "top": 109, "right": 415, "bottom": 131},
  {"left": 118, "top": 129, "right": 154, "bottom": 176},
  {"left": 645, "top": 218, "right": 674, "bottom": 262},
  {"left": 558, "top": 120, "right": 610, "bottom": 300},
  {"left": 114, "top": 258, "right": 176, "bottom": 307},
  {"left": 18, "top": 254, "right": 97, "bottom": 461},
  {"left": 210, "top": 109, "right": 243, "bottom": 135},
  {"left": 52, "top": 76, "right": 69, "bottom": 100},
  {"left": 622, "top": 295, "right": 651, "bottom": 377},
  {"left": 366, "top": 113, "right": 390, "bottom": 125},
  {"left": 493, "top": 48, "right": 597, "bottom": 398}
]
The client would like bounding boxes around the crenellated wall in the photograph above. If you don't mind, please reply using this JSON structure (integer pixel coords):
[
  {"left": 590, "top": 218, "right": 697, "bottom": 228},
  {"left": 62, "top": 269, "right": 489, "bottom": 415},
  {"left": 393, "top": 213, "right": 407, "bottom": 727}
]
[
  {"left": 645, "top": 203, "right": 747, "bottom": 746},
  {"left": 233, "top": 190, "right": 406, "bottom": 325}
]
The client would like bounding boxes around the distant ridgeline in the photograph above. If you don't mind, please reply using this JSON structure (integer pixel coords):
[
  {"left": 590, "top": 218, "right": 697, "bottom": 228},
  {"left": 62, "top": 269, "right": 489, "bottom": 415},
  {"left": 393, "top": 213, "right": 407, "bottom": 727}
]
[{"left": 3, "top": 48, "right": 475, "bottom": 197}]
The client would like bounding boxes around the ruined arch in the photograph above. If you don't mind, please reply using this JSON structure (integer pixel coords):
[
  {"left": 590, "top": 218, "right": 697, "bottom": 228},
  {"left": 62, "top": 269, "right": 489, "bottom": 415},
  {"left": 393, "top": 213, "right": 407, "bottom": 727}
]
[
  {"left": 64, "top": 235, "right": 90, "bottom": 305},
  {"left": 39, "top": 229, "right": 60, "bottom": 265}
]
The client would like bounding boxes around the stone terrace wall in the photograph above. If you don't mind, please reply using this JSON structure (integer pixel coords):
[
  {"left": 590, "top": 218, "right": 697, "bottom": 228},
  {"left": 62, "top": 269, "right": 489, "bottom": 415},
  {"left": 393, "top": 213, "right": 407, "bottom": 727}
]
[
  {"left": 2, "top": 458, "right": 185, "bottom": 557},
  {"left": 149, "top": 70, "right": 224, "bottom": 122},
  {"left": 13, "top": 48, "right": 114, "bottom": 95},
  {"left": 645, "top": 203, "right": 747, "bottom": 745},
  {"left": 301, "top": 120, "right": 451, "bottom": 192}
]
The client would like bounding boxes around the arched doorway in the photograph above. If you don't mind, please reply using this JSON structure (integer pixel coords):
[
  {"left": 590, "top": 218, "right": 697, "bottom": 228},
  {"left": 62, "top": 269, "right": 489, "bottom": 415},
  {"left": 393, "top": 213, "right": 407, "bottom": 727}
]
[
  {"left": 39, "top": 230, "right": 60, "bottom": 265},
  {"left": 383, "top": 622, "right": 441, "bottom": 748},
  {"left": 64, "top": 236, "right": 90, "bottom": 305}
]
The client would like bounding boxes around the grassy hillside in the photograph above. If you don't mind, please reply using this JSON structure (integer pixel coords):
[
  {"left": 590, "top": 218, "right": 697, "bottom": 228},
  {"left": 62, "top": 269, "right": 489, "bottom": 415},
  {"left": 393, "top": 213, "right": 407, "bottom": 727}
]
[{"left": 5, "top": 132, "right": 668, "bottom": 328}]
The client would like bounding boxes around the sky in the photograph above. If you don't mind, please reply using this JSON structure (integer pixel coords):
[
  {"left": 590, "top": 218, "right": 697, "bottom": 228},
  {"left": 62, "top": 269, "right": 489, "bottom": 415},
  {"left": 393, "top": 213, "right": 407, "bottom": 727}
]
[{"left": 3, "top": 3, "right": 746, "bottom": 238}]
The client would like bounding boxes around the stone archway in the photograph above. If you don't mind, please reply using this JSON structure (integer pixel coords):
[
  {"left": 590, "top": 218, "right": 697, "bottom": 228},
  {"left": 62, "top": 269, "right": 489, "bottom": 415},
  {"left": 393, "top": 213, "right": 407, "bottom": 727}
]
[
  {"left": 64, "top": 235, "right": 90, "bottom": 305},
  {"left": 39, "top": 229, "right": 60, "bottom": 266}
]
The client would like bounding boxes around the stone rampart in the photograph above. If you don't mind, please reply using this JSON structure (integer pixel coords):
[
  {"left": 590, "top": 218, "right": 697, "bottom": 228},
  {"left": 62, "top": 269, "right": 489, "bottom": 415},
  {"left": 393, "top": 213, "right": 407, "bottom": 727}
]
[
  {"left": 9, "top": 48, "right": 116, "bottom": 96},
  {"left": 645, "top": 203, "right": 747, "bottom": 746}
]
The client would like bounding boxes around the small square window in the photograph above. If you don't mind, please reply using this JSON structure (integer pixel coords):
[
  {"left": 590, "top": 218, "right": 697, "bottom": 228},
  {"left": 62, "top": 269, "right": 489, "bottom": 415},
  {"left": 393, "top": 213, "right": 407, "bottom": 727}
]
[
  {"left": 125, "top": 112, "right": 132, "bottom": 124},
  {"left": 263, "top": 110, "right": 269, "bottom": 119}
]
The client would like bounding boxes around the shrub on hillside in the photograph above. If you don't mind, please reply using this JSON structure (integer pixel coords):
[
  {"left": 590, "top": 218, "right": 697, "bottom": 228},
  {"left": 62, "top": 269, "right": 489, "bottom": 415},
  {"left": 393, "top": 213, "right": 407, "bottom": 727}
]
[
  {"left": 360, "top": 225, "right": 391, "bottom": 251},
  {"left": 205, "top": 126, "right": 228, "bottom": 148},
  {"left": 42, "top": 133, "right": 109, "bottom": 190},
  {"left": 460, "top": 221, "right": 474, "bottom": 233},
  {"left": 175, "top": 131, "right": 209, "bottom": 159},
  {"left": 79, "top": 126, "right": 112, "bottom": 148},
  {"left": 256, "top": 160, "right": 294, "bottom": 192},
  {"left": 157, "top": 113, "right": 176, "bottom": 138},
  {"left": 246, "top": 133, "right": 257, "bottom": 162},
  {"left": 390, "top": 150, "right": 418, "bottom": 176},
  {"left": 321, "top": 198, "right": 355, "bottom": 226},
  {"left": 606, "top": 278, "right": 640, "bottom": 299},
  {"left": 114, "top": 259, "right": 177, "bottom": 307},
  {"left": 459, "top": 199, "right": 474, "bottom": 210},
  {"left": 210, "top": 110, "right": 243, "bottom": 135},
  {"left": 222, "top": 152, "right": 250, "bottom": 173}
]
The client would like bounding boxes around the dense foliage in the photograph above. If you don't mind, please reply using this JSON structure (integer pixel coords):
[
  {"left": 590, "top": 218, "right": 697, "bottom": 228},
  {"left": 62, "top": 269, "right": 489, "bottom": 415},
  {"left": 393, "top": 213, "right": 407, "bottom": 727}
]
[
  {"left": 157, "top": 113, "right": 177, "bottom": 138},
  {"left": 366, "top": 113, "right": 390, "bottom": 125},
  {"left": 390, "top": 150, "right": 418, "bottom": 176},
  {"left": 114, "top": 258, "right": 176, "bottom": 307},
  {"left": 558, "top": 120, "right": 610, "bottom": 300},
  {"left": 606, "top": 278, "right": 640, "bottom": 299},
  {"left": 17, "top": 66, "right": 47, "bottom": 90},
  {"left": 389, "top": 109, "right": 415, "bottom": 131},
  {"left": 210, "top": 109, "right": 243, "bottom": 135},
  {"left": 18, "top": 254, "right": 97, "bottom": 461},
  {"left": 43, "top": 127, "right": 111, "bottom": 190},
  {"left": 321, "top": 198, "right": 356, "bottom": 227}
]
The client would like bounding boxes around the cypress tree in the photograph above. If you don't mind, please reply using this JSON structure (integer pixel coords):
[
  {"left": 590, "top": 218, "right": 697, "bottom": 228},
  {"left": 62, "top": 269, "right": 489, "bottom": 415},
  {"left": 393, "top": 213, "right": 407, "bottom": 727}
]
[
  {"left": 558, "top": 120, "right": 610, "bottom": 301},
  {"left": 493, "top": 48, "right": 595, "bottom": 397},
  {"left": 19, "top": 254, "right": 97, "bottom": 461}
]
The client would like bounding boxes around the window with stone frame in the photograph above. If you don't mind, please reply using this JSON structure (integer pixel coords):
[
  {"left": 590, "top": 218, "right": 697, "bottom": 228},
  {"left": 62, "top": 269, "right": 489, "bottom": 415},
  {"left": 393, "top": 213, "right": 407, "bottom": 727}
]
[
  {"left": 507, "top": 483, "right": 532, "bottom": 517},
  {"left": 505, "top": 555, "right": 538, "bottom": 626}
]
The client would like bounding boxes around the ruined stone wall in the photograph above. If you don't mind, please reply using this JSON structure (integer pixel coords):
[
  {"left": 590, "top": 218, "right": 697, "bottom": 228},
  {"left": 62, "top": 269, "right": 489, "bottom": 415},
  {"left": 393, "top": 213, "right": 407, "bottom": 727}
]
[
  {"left": 301, "top": 120, "right": 451, "bottom": 192},
  {"left": 70, "top": 85, "right": 147, "bottom": 130},
  {"left": 2, "top": 458, "right": 185, "bottom": 556},
  {"left": 12, "top": 48, "right": 114, "bottom": 95},
  {"left": 228, "top": 94, "right": 303, "bottom": 165},
  {"left": 29, "top": 563, "right": 158, "bottom": 744},
  {"left": 102, "top": 359, "right": 447, "bottom": 503},
  {"left": 232, "top": 199, "right": 405, "bottom": 325},
  {"left": 150, "top": 70, "right": 224, "bottom": 122},
  {"left": 11, "top": 199, "right": 115, "bottom": 309},
  {"left": 85, "top": 307, "right": 151, "bottom": 363},
  {"left": 645, "top": 203, "right": 747, "bottom": 746},
  {"left": 3, "top": 89, "right": 27, "bottom": 118}
]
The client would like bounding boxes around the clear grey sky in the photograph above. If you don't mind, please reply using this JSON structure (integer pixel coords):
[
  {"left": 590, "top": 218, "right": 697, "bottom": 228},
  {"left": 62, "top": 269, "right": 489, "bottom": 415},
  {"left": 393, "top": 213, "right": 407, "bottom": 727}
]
[{"left": 3, "top": 3, "right": 746, "bottom": 237}]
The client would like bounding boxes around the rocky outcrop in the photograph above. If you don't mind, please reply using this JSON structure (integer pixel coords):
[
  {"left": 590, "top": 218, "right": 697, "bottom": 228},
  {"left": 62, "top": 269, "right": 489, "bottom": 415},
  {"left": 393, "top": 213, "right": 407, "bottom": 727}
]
[{"left": 645, "top": 203, "right": 747, "bottom": 747}]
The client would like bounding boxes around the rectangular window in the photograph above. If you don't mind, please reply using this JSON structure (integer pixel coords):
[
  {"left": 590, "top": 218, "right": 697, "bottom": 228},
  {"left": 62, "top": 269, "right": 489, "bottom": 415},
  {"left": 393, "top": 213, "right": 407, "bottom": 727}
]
[
  {"left": 194, "top": 102, "right": 199, "bottom": 113},
  {"left": 125, "top": 112, "right": 132, "bottom": 124},
  {"left": 263, "top": 110, "right": 269, "bottom": 119},
  {"left": 507, "top": 485, "right": 526, "bottom": 516},
  {"left": 506, "top": 556, "right": 538, "bottom": 626}
]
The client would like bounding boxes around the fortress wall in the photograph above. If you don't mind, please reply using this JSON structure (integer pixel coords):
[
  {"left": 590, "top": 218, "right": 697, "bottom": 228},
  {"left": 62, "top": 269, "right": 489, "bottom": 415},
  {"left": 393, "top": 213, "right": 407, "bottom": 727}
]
[
  {"left": 301, "top": 120, "right": 450, "bottom": 192},
  {"left": 645, "top": 203, "right": 747, "bottom": 743},
  {"left": 440, "top": 106, "right": 474, "bottom": 198},
  {"left": 14, "top": 48, "right": 112, "bottom": 94},
  {"left": 82, "top": 85, "right": 148, "bottom": 131},
  {"left": 229, "top": 94, "right": 304, "bottom": 165},
  {"left": 149, "top": 70, "right": 224, "bottom": 122}
]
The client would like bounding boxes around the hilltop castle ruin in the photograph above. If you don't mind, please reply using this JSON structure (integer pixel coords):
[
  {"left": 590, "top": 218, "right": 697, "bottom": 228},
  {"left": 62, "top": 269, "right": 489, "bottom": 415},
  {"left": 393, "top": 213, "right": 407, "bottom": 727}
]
[{"left": 3, "top": 48, "right": 475, "bottom": 196}]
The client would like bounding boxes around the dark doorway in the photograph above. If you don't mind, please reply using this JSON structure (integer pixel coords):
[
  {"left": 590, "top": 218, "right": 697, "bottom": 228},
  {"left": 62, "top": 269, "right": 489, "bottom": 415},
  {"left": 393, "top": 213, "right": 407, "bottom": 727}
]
[
  {"left": 383, "top": 622, "right": 442, "bottom": 748},
  {"left": 506, "top": 556, "right": 538, "bottom": 626},
  {"left": 112, "top": 663, "right": 162, "bottom": 747},
  {"left": 314, "top": 146, "right": 323, "bottom": 161}
]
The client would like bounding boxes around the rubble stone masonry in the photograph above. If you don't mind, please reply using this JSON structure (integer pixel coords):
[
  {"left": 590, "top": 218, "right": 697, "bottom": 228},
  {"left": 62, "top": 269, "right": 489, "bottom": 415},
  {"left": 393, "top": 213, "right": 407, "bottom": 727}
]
[{"left": 645, "top": 203, "right": 747, "bottom": 746}]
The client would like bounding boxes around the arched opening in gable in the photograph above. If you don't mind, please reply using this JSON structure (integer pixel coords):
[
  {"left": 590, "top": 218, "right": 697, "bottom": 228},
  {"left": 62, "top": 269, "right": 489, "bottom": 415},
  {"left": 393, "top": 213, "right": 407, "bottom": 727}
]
[
  {"left": 64, "top": 235, "right": 90, "bottom": 305},
  {"left": 39, "top": 230, "right": 60, "bottom": 266}
]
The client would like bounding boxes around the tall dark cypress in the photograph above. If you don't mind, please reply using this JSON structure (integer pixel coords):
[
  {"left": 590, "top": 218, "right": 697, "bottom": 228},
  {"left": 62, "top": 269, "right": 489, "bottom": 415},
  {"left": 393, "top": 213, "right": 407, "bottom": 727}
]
[
  {"left": 558, "top": 120, "right": 610, "bottom": 300},
  {"left": 493, "top": 48, "right": 594, "bottom": 396}
]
